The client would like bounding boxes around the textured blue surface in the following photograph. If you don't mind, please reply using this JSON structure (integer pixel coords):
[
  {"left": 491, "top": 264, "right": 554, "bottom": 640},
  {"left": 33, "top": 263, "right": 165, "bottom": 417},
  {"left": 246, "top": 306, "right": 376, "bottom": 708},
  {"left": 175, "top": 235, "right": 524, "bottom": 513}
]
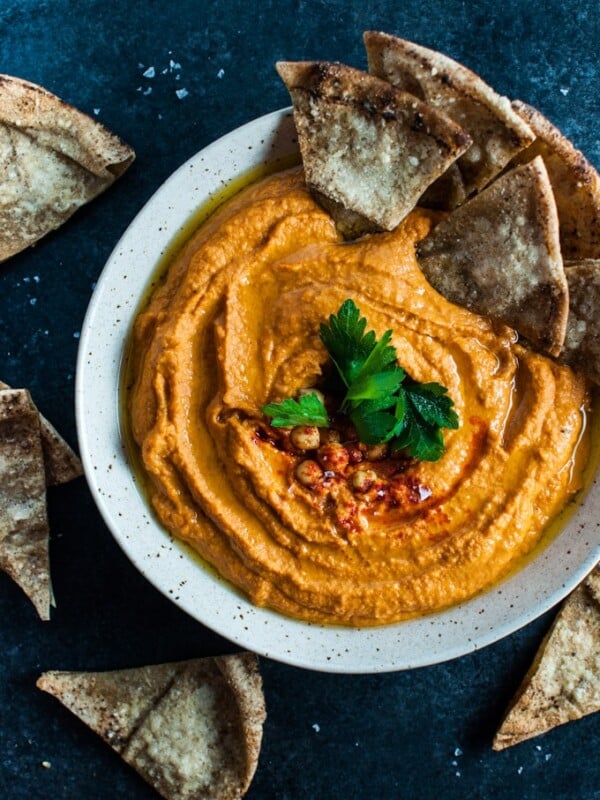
[{"left": 0, "top": 1, "right": 599, "bottom": 798}]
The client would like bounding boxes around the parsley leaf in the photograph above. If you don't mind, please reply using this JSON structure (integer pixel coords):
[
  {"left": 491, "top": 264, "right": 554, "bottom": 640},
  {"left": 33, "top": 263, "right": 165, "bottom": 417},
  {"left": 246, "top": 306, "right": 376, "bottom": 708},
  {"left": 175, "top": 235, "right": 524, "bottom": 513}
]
[
  {"left": 405, "top": 380, "right": 459, "bottom": 430},
  {"left": 263, "top": 299, "right": 459, "bottom": 462},
  {"left": 262, "top": 393, "right": 329, "bottom": 428},
  {"left": 345, "top": 367, "right": 405, "bottom": 404},
  {"left": 319, "top": 299, "right": 379, "bottom": 386}
]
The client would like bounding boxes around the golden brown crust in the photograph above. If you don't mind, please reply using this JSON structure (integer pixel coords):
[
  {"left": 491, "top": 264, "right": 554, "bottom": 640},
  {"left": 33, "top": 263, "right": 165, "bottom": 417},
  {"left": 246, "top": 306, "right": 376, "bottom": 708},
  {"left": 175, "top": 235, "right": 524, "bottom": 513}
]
[
  {"left": 559, "top": 260, "right": 600, "bottom": 383},
  {"left": 511, "top": 100, "right": 600, "bottom": 259},
  {"left": 493, "top": 567, "right": 600, "bottom": 750},
  {"left": 0, "top": 388, "right": 52, "bottom": 619},
  {"left": 417, "top": 157, "right": 568, "bottom": 356},
  {"left": 37, "top": 654, "right": 266, "bottom": 800},
  {"left": 276, "top": 60, "right": 471, "bottom": 235},
  {"left": 364, "top": 31, "right": 534, "bottom": 206},
  {"left": 0, "top": 379, "right": 82, "bottom": 485},
  {"left": 0, "top": 74, "right": 135, "bottom": 262}
]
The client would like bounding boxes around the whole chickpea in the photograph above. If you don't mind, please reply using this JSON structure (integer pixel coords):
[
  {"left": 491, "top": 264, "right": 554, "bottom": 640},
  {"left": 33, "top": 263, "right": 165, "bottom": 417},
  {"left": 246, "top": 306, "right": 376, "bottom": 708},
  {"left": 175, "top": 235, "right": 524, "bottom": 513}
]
[
  {"left": 295, "top": 459, "right": 323, "bottom": 488},
  {"left": 319, "top": 428, "right": 341, "bottom": 445},
  {"left": 365, "top": 443, "right": 389, "bottom": 461},
  {"left": 351, "top": 468, "right": 378, "bottom": 493},
  {"left": 316, "top": 442, "right": 350, "bottom": 472},
  {"left": 290, "top": 425, "right": 320, "bottom": 450},
  {"left": 297, "top": 387, "right": 326, "bottom": 404}
]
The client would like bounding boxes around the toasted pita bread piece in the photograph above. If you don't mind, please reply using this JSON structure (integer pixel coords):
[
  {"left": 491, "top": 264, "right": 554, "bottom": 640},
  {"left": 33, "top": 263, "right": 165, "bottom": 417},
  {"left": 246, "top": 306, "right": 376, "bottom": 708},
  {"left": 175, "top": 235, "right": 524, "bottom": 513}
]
[
  {"left": 511, "top": 101, "right": 600, "bottom": 259},
  {"left": 0, "top": 74, "right": 135, "bottom": 263},
  {"left": 493, "top": 568, "right": 600, "bottom": 750},
  {"left": 417, "top": 156, "right": 568, "bottom": 356},
  {"left": 37, "top": 653, "right": 266, "bottom": 800},
  {"left": 0, "top": 388, "right": 53, "bottom": 619},
  {"left": 364, "top": 32, "right": 535, "bottom": 208},
  {"left": 555, "top": 260, "right": 600, "bottom": 383},
  {"left": 0, "top": 381, "right": 82, "bottom": 485},
  {"left": 276, "top": 61, "right": 471, "bottom": 237}
]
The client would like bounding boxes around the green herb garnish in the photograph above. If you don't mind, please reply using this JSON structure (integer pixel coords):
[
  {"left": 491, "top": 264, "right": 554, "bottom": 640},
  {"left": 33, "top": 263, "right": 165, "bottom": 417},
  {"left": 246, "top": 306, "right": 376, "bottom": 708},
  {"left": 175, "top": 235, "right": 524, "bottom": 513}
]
[
  {"left": 262, "top": 299, "right": 459, "bottom": 461},
  {"left": 262, "top": 392, "right": 329, "bottom": 428}
]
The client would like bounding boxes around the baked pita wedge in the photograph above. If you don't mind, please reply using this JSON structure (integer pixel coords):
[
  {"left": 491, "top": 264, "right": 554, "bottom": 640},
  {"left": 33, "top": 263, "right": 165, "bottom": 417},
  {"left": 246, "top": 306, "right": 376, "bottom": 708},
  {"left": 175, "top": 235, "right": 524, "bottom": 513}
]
[
  {"left": 0, "top": 388, "right": 53, "bottom": 620},
  {"left": 493, "top": 568, "right": 600, "bottom": 750},
  {"left": 364, "top": 32, "right": 535, "bottom": 207},
  {"left": 511, "top": 101, "right": 600, "bottom": 259},
  {"left": 556, "top": 260, "right": 600, "bottom": 383},
  {"left": 276, "top": 61, "right": 471, "bottom": 237},
  {"left": 37, "top": 653, "right": 266, "bottom": 800},
  {"left": 417, "top": 156, "right": 568, "bottom": 356},
  {"left": 0, "top": 381, "right": 82, "bottom": 485},
  {"left": 0, "top": 74, "right": 135, "bottom": 263}
]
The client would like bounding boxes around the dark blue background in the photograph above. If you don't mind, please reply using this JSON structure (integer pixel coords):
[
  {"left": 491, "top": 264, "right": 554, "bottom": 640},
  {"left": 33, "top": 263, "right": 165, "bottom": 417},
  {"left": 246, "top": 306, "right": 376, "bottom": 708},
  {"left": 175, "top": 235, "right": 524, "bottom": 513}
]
[{"left": 1, "top": 1, "right": 598, "bottom": 798}]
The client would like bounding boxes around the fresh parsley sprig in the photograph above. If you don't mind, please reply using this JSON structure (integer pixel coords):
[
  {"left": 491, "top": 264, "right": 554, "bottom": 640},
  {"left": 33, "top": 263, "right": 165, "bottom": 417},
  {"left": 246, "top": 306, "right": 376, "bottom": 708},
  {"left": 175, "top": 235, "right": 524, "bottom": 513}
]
[
  {"left": 262, "top": 392, "right": 330, "bottom": 428},
  {"left": 262, "top": 299, "right": 459, "bottom": 461}
]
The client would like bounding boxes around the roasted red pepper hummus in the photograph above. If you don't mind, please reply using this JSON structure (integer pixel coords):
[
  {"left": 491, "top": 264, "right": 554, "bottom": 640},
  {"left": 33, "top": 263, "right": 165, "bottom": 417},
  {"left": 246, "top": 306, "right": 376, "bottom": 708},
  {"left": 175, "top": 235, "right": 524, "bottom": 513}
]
[{"left": 129, "top": 168, "right": 589, "bottom": 626}]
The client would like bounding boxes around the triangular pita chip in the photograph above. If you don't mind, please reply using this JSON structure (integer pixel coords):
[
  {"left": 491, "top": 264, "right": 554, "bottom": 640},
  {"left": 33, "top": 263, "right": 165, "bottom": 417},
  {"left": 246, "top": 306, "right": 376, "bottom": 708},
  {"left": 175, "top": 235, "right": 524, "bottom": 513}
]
[
  {"left": 417, "top": 156, "right": 568, "bottom": 356},
  {"left": 493, "top": 568, "right": 600, "bottom": 750},
  {"left": 0, "top": 381, "right": 82, "bottom": 485},
  {"left": 0, "top": 74, "right": 135, "bottom": 263},
  {"left": 364, "top": 31, "right": 535, "bottom": 207},
  {"left": 276, "top": 60, "right": 471, "bottom": 237},
  {"left": 0, "top": 388, "right": 53, "bottom": 619},
  {"left": 37, "top": 653, "right": 266, "bottom": 800},
  {"left": 556, "top": 260, "right": 600, "bottom": 383},
  {"left": 511, "top": 101, "right": 600, "bottom": 259}
]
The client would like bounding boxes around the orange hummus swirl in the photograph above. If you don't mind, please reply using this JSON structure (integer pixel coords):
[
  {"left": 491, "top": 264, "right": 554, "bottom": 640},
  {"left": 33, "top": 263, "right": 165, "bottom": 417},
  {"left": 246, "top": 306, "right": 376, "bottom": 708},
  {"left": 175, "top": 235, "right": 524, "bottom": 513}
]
[{"left": 129, "top": 167, "right": 589, "bottom": 626}]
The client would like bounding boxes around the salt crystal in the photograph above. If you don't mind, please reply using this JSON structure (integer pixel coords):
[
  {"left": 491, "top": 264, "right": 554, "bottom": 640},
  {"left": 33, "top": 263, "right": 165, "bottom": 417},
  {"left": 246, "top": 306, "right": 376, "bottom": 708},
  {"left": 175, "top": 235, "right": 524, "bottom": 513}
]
[
  {"left": 41, "top": 761, "right": 51, "bottom": 769},
  {"left": 312, "top": 723, "right": 320, "bottom": 732},
  {"left": 560, "top": 87, "right": 569, "bottom": 96},
  {"left": 73, "top": 331, "right": 81, "bottom": 340},
  {"left": 29, "top": 298, "right": 37, "bottom": 306},
  {"left": 143, "top": 87, "right": 153, "bottom": 96},
  {"left": 143, "top": 66, "right": 155, "bottom": 78},
  {"left": 517, "top": 766, "right": 523, "bottom": 775},
  {"left": 93, "top": 108, "right": 100, "bottom": 115},
  {"left": 217, "top": 68, "right": 225, "bottom": 79},
  {"left": 169, "top": 59, "right": 182, "bottom": 71},
  {"left": 175, "top": 88, "right": 189, "bottom": 100}
]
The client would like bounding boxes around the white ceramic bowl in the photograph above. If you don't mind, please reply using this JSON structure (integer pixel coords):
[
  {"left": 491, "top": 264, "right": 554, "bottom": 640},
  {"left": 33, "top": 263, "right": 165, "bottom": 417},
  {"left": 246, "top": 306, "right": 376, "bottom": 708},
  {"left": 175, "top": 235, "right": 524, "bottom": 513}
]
[{"left": 76, "top": 108, "right": 600, "bottom": 673}]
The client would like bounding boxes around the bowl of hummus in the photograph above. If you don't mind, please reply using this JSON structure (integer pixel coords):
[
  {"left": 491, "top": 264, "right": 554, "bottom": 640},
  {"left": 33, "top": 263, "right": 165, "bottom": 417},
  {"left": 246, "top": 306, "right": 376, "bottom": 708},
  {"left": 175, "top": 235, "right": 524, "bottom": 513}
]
[{"left": 76, "top": 107, "right": 600, "bottom": 672}]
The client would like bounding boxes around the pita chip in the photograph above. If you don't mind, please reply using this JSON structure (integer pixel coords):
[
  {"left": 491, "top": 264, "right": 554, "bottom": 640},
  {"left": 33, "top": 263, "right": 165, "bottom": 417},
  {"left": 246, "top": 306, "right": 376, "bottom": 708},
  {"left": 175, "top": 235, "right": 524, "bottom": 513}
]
[
  {"left": 417, "top": 156, "right": 568, "bottom": 356},
  {"left": 0, "top": 388, "right": 53, "bottom": 619},
  {"left": 364, "top": 31, "right": 535, "bottom": 207},
  {"left": 555, "top": 260, "right": 600, "bottom": 384},
  {"left": 511, "top": 100, "right": 600, "bottom": 259},
  {"left": 37, "top": 653, "right": 266, "bottom": 800},
  {"left": 0, "top": 74, "right": 135, "bottom": 263},
  {"left": 276, "top": 60, "right": 471, "bottom": 237},
  {"left": 493, "top": 568, "right": 600, "bottom": 750},
  {"left": 0, "top": 381, "right": 82, "bottom": 486}
]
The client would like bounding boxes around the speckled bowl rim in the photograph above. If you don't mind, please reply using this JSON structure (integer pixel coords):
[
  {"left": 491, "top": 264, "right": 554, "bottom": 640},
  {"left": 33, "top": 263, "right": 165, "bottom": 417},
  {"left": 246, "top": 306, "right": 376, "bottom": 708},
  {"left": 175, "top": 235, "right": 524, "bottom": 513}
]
[{"left": 76, "top": 107, "right": 600, "bottom": 674}]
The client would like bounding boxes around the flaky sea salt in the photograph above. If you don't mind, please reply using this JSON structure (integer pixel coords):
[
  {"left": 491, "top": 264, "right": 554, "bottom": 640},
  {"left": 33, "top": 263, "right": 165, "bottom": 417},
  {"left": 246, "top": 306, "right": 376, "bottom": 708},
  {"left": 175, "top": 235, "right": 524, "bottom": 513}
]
[
  {"left": 175, "top": 88, "right": 189, "bottom": 100},
  {"left": 143, "top": 66, "right": 155, "bottom": 78}
]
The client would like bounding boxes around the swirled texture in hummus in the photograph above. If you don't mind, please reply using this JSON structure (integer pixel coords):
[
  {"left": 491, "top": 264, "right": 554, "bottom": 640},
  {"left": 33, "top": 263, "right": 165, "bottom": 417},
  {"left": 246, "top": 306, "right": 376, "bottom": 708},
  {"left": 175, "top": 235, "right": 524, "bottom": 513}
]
[{"left": 129, "top": 168, "right": 589, "bottom": 626}]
